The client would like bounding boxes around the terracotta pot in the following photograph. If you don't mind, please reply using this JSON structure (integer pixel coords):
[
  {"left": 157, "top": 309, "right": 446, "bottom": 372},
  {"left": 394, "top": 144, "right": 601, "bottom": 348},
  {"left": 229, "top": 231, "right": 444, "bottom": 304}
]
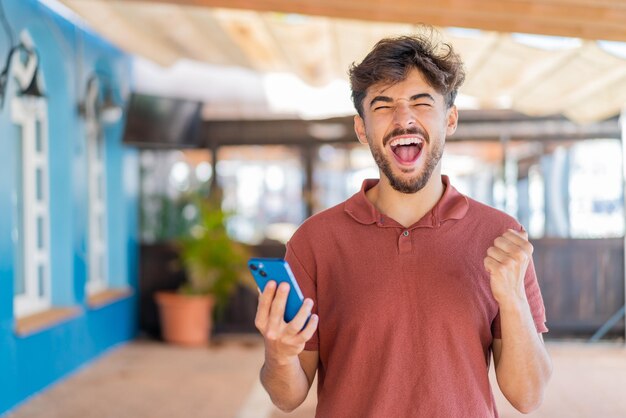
[{"left": 155, "top": 291, "right": 215, "bottom": 347}]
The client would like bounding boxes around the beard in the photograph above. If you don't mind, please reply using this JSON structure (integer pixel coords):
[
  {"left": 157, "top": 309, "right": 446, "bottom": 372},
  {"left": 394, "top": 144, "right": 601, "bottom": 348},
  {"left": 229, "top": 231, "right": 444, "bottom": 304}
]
[{"left": 367, "top": 126, "right": 444, "bottom": 194}]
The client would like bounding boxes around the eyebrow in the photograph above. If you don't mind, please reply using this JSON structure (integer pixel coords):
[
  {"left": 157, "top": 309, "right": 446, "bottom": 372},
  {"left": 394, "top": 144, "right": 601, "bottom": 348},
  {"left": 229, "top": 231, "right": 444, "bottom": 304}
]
[{"left": 369, "top": 93, "right": 435, "bottom": 108}]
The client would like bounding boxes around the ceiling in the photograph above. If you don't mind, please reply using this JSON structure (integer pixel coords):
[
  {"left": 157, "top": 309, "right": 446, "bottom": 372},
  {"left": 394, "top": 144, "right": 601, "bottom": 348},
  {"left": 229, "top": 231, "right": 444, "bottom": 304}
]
[{"left": 55, "top": 0, "right": 626, "bottom": 123}]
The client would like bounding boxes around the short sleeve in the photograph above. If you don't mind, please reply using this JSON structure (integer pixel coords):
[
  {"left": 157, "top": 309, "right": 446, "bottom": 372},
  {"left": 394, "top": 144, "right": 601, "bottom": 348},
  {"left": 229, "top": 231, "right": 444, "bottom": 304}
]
[
  {"left": 492, "top": 235, "right": 549, "bottom": 339},
  {"left": 285, "top": 242, "right": 319, "bottom": 351}
]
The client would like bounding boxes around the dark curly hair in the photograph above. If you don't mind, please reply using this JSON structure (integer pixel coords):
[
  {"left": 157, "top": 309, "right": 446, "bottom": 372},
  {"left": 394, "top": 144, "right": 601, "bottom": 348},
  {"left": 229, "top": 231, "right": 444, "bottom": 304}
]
[{"left": 349, "top": 30, "right": 466, "bottom": 117}]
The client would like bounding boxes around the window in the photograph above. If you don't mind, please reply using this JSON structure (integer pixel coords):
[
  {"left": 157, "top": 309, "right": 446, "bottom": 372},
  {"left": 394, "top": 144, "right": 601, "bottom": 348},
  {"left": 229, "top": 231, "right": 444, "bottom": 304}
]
[
  {"left": 568, "top": 139, "right": 624, "bottom": 238},
  {"left": 443, "top": 138, "right": 624, "bottom": 239},
  {"left": 139, "top": 149, "right": 214, "bottom": 243},
  {"left": 86, "top": 118, "right": 108, "bottom": 294},
  {"left": 217, "top": 146, "right": 305, "bottom": 245},
  {"left": 443, "top": 141, "right": 503, "bottom": 210},
  {"left": 12, "top": 96, "right": 51, "bottom": 318},
  {"left": 314, "top": 144, "right": 378, "bottom": 213}
]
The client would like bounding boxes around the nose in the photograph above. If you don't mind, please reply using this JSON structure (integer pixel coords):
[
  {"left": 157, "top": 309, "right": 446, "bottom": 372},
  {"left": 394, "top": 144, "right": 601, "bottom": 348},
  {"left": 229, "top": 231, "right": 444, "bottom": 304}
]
[{"left": 392, "top": 101, "right": 415, "bottom": 129}]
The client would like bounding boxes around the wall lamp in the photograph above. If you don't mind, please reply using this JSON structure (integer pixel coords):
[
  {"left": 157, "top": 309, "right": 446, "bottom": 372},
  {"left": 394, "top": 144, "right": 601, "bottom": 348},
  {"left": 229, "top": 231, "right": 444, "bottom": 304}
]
[
  {"left": 78, "top": 73, "right": 123, "bottom": 125},
  {"left": 0, "top": 42, "right": 46, "bottom": 110}
]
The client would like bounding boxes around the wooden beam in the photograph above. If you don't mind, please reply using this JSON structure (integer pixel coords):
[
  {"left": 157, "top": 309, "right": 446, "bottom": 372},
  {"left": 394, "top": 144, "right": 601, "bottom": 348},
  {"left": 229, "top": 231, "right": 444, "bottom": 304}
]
[
  {"left": 141, "top": 7, "right": 226, "bottom": 63},
  {"left": 181, "top": 9, "right": 254, "bottom": 68},
  {"left": 118, "top": 0, "right": 626, "bottom": 41},
  {"left": 511, "top": 0, "right": 626, "bottom": 9},
  {"left": 453, "top": 118, "right": 621, "bottom": 142},
  {"left": 64, "top": 0, "right": 182, "bottom": 65},
  {"left": 199, "top": 112, "right": 621, "bottom": 146},
  {"left": 211, "top": 9, "right": 288, "bottom": 72}
]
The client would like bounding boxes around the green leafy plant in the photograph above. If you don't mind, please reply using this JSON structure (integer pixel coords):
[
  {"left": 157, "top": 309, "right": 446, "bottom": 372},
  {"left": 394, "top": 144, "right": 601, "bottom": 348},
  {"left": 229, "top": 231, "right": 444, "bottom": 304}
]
[{"left": 176, "top": 194, "right": 251, "bottom": 313}]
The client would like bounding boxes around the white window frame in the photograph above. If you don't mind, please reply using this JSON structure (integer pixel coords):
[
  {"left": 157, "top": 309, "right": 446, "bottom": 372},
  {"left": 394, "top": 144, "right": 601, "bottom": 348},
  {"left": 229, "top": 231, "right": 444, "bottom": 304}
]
[
  {"left": 84, "top": 78, "right": 109, "bottom": 295},
  {"left": 12, "top": 96, "right": 51, "bottom": 318}
]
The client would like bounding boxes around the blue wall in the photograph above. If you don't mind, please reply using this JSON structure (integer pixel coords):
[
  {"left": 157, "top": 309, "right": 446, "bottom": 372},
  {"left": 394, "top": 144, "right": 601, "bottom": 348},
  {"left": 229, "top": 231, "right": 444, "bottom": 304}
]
[{"left": 0, "top": 0, "right": 139, "bottom": 413}]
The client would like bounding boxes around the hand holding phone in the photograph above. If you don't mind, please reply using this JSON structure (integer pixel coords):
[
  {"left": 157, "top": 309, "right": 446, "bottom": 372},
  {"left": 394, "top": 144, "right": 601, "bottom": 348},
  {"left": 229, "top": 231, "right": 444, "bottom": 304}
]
[
  {"left": 248, "top": 258, "right": 307, "bottom": 323},
  {"left": 251, "top": 258, "right": 318, "bottom": 365}
]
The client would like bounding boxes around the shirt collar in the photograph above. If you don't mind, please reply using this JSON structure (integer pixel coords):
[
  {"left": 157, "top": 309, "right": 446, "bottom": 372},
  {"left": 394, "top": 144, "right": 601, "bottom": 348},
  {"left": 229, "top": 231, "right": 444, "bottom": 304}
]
[{"left": 344, "top": 175, "right": 469, "bottom": 228}]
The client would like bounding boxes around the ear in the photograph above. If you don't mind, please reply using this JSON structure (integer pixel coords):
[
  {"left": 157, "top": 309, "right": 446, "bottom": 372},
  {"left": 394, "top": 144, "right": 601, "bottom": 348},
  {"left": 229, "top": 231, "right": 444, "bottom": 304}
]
[
  {"left": 354, "top": 115, "right": 368, "bottom": 145},
  {"left": 446, "top": 105, "right": 458, "bottom": 136}
]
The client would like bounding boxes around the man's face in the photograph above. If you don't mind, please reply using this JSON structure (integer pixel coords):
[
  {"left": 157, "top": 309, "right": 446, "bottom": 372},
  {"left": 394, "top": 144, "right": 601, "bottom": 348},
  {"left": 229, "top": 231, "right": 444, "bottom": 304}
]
[{"left": 354, "top": 68, "right": 458, "bottom": 194}]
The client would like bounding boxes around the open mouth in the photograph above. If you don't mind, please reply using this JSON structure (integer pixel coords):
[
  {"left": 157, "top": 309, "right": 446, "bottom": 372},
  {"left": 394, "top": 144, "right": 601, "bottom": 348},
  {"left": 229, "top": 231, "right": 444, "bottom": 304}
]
[{"left": 389, "top": 137, "right": 424, "bottom": 164}]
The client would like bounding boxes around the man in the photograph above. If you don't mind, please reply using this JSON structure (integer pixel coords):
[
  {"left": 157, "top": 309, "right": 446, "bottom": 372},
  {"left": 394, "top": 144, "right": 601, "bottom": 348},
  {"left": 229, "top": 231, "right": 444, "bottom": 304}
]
[{"left": 255, "top": 31, "right": 552, "bottom": 417}]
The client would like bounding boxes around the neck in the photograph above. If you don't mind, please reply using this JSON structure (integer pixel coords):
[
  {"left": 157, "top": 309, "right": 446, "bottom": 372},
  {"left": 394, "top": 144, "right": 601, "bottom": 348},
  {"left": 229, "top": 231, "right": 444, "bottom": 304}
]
[{"left": 366, "top": 169, "right": 445, "bottom": 228}]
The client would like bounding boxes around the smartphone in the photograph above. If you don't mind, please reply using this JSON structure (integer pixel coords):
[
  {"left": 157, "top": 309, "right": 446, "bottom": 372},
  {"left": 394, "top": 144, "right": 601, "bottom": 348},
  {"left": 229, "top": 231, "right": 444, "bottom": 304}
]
[{"left": 248, "top": 257, "right": 307, "bottom": 323}]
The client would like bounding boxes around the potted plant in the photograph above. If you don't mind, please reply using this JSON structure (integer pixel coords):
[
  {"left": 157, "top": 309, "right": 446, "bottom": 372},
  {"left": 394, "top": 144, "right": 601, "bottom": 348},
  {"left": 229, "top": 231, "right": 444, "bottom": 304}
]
[{"left": 155, "top": 193, "right": 250, "bottom": 346}]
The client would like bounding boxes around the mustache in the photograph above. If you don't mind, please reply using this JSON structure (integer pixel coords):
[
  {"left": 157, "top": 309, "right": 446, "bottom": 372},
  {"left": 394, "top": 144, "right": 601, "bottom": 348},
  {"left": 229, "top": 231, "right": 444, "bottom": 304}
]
[{"left": 383, "top": 127, "right": 429, "bottom": 147}]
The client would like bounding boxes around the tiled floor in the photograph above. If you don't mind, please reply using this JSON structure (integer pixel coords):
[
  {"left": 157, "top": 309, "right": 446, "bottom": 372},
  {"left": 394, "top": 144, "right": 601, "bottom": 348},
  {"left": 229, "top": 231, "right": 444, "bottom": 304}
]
[{"left": 6, "top": 337, "right": 626, "bottom": 418}]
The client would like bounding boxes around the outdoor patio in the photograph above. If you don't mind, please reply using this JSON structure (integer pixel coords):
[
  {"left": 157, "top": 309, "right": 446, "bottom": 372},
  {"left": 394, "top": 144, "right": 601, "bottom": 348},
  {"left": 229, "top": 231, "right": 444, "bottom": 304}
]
[{"left": 6, "top": 336, "right": 626, "bottom": 418}]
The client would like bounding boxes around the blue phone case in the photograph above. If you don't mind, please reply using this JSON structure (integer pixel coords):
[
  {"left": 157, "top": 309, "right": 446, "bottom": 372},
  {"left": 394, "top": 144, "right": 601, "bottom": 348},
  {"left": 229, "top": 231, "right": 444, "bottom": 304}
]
[{"left": 248, "top": 258, "right": 306, "bottom": 323}]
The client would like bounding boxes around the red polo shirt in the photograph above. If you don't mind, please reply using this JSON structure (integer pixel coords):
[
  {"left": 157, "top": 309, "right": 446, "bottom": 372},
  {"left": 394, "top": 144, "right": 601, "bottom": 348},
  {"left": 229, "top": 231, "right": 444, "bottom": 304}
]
[{"left": 285, "top": 176, "right": 547, "bottom": 418}]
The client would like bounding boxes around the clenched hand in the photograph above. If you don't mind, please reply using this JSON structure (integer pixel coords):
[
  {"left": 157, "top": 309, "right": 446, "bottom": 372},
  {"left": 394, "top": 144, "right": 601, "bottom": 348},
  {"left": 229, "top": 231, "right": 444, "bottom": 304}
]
[{"left": 484, "top": 229, "right": 533, "bottom": 306}]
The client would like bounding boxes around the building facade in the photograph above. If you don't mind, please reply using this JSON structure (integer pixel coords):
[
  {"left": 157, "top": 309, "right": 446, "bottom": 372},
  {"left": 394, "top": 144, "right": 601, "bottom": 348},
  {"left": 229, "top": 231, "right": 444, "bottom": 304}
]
[{"left": 0, "top": 0, "right": 139, "bottom": 413}]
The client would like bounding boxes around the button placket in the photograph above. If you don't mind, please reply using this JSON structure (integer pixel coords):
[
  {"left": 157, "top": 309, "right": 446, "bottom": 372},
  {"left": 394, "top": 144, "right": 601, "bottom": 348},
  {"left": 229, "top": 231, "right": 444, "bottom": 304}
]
[{"left": 398, "top": 229, "right": 412, "bottom": 254}]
